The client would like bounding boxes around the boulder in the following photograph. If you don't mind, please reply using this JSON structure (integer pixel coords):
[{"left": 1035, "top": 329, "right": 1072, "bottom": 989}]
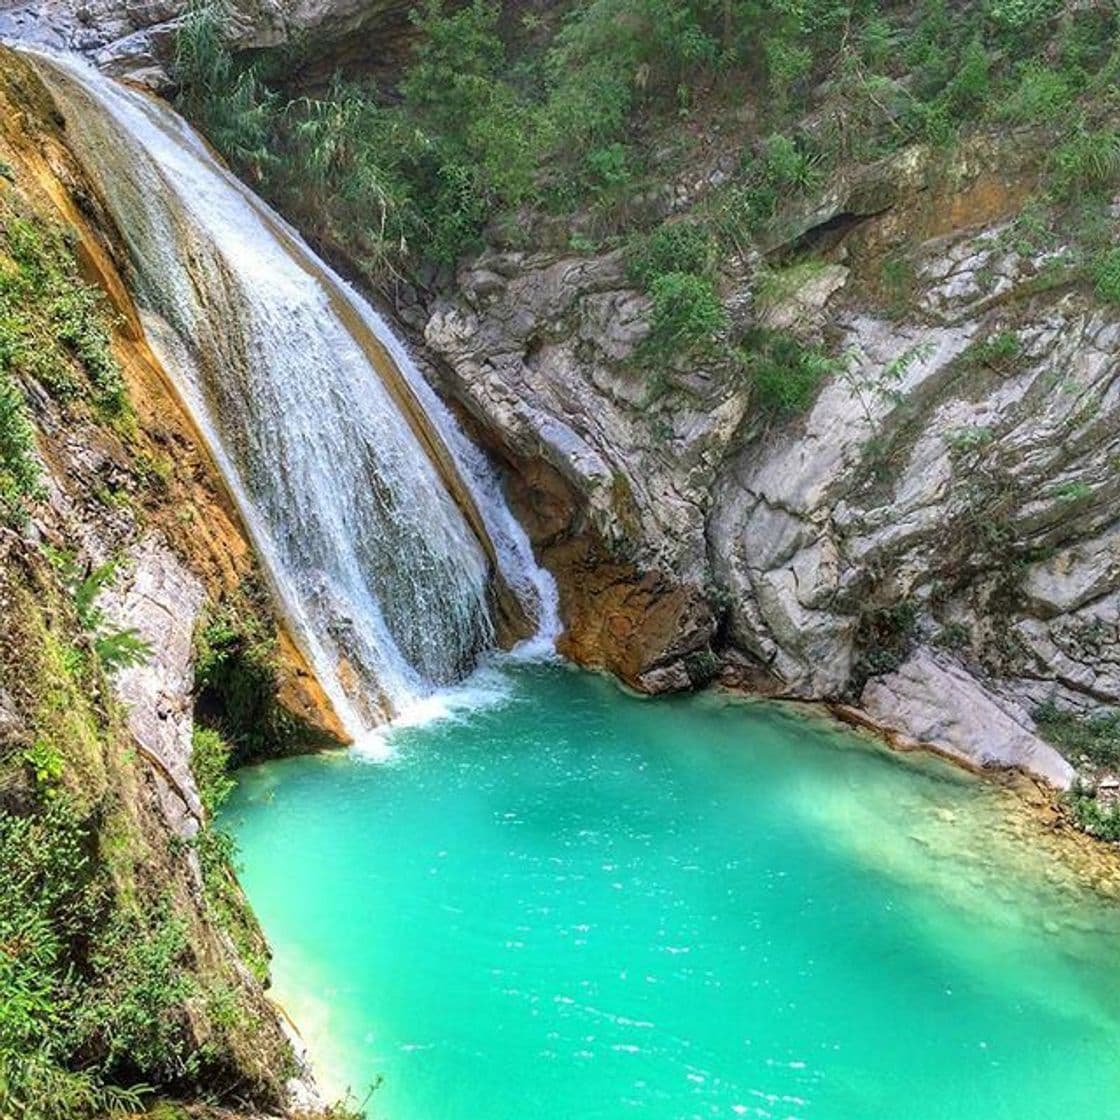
[{"left": 861, "top": 648, "right": 1074, "bottom": 788}]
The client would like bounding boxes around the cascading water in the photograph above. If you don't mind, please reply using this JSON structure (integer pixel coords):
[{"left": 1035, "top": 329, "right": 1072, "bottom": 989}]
[{"left": 24, "top": 49, "right": 558, "bottom": 736}]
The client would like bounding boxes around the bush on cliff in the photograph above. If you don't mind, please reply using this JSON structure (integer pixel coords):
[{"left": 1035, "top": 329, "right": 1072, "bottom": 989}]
[{"left": 175, "top": 0, "right": 1120, "bottom": 285}]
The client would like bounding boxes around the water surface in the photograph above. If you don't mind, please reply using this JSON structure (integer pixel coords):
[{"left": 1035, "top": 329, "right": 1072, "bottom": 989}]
[{"left": 228, "top": 664, "right": 1120, "bottom": 1119}]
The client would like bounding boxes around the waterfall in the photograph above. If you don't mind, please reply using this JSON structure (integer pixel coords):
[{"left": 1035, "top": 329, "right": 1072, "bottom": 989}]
[{"left": 24, "top": 49, "right": 558, "bottom": 737}]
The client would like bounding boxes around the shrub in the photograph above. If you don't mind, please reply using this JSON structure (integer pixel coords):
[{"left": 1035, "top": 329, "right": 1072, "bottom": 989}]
[
  {"left": 646, "top": 272, "right": 726, "bottom": 355},
  {"left": 1066, "top": 787, "right": 1120, "bottom": 841},
  {"left": 745, "top": 330, "right": 836, "bottom": 415},
  {"left": 996, "top": 64, "right": 1074, "bottom": 122},
  {"left": 174, "top": 3, "right": 278, "bottom": 177},
  {"left": 968, "top": 330, "right": 1022, "bottom": 371},
  {"left": 1035, "top": 702, "right": 1120, "bottom": 769},
  {"left": 627, "top": 221, "right": 715, "bottom": 287},
  {"left": 584, "top": 143, "right": 633, "bottom": 192},
  {"left": 78, "top": 908, "right": 195, "bottom": 1083},
  {"left": 1048, "top": 129, "right": 1120, "bottom": 197},
  {"left": 193, "top": 578, "right": 329, "bottom": 762},
  {"left": 1091, "top": 247, "right": 1120, "bottom": 304},
  {"left": 190, "top": 727, "right": 234, "bottom": 818},
  {"left": 189, "top": 726, "right": 271, "bottom": 982}
]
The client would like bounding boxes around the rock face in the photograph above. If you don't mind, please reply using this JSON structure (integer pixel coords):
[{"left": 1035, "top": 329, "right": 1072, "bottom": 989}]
[
  {"left": 0, "top": 0, "right": 414, "bottom": 87},
  {"left": 426, "top": 248, "right": 727, "bottom": 687},
  {"left": 420, "top": 135, "right": 1120, "bottom": 783},
  {"left": 861, "top": 648, "right": 1075, "bottom": 789},
  {"left": 98, "top": 535, "right": 208, "bottom": 834}
]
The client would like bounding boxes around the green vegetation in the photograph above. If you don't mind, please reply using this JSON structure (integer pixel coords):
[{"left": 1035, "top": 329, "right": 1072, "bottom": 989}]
[
  {"left": 968, "top": 331, "right": 1022, "bottom": 373},
  {"left": 1065, "top": 789, "right": 1120, "bottom": 842},
  {"left": 190, "top": 727, "right": 270, "bottom": 983},
  {"left": 0, "top": 201, "right": 125, "bottom": 412},
  {"left": 175, "top": 1, "right": 1120, "bottom": 289},
  {"left": 0, "top": 189, "right": 130, "bottom": 528},
  {"left": 1034, "top": 702, "right": 1120, "bottom": 841},
  {"left": 1091, "top": 247, "right": 1120, "bottom": 304},
  {"left": 0, "top": 799, "right": 151, "bottom": 1119},
  {"left": 647, "top": 272, "right": 727, "bottom": 356},
  {"left": 194, "top": 576, "right": 330, "bottom": 764},
  {"left": 46, "top": 551, "right": 153, "bottom": 677},
  {"left": 1035, "top": 701, "right": 1120, "bottom": 771},
  {"left": 944, "top": 425, "right": 995, "bottom": 454},
  {"left": 0, "top": 369, "right": 41, "bottom": 525},
  {"left": 854, "top": 599, "right": 920, "bottom": 684},
  {"left": 627, "top": 221, "right": 716, "bottom": 288},
  {"left": 0, "top": 552, "right": 285, "bottom": 1119},
  {"left": 743, "top": 329, "right": 836, "bottom": 416}
]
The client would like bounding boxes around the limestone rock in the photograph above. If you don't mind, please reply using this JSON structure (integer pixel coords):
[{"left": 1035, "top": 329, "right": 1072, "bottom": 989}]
[
  {"left": 419, "top": 132, "right": 1118, "bottom": 736},
  {"left": 98, "top": 534, "right": 207, "bottom": 835},
  {"left": 0, "top": 0, "right": 413, "bottom": 87},
  {"left": 861, "top": 648, "right": 1075, "bottom": 788}
]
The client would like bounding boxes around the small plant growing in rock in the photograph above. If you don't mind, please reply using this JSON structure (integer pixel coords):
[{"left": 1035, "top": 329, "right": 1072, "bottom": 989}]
[
  {"left": 46, "top": 551, "right": 153, "bottom": 675},
  {"left": 646, "top": 272, "right": 726, "bottom": 357},
  {"left": 968, "top": 331, "right": 1021, "bottom": 372},
  {"left": 933, "top": 621, "right": 971, "bottom": 650},
  {"left": 1051, "top": 480, "right": 1092, "bottom": 504},
  {"left": 944, "top": 425, "right": 995, "bottom": 454},
  {"left": 743, "top": 329, "right": 837, "bottom": 416},
  {"left": 1091, "top": 247, "right": 1120, "bottom": 304}
]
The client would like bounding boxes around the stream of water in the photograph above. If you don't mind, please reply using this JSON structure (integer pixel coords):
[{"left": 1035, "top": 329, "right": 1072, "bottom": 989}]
[{"left": 229, "top": 663, "right": 1120, "bottom": 1120}]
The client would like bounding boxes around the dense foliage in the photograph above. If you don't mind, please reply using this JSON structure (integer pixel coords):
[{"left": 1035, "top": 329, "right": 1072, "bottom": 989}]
[
  {"left": 193, "top": 576, "right": 335, "bottom": 764},
  {"left": 0, "top": 564, "right": 218, "bottom": 1119},
  {"left": 176, "top": 0, "right": 1120, "bottom": 285}
]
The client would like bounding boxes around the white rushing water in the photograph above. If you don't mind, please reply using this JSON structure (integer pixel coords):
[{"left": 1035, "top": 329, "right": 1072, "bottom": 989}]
[{"left": 25, "top": 49, "right": 558, "bottom": 738}]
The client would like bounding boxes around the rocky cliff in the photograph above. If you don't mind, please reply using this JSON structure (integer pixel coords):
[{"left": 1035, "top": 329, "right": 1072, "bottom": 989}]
[
  {"left": 12, "top": 1, "right": 1117, "bottom": 792},
  {"left": 420, "top": 131, "right": 1117, "bottom": 789},
  {"left": 0, "top": 46, "right": 339, "bottom": 1116},
  {"left": 0, "top": 0, "right": 415, "bottom": 88}
]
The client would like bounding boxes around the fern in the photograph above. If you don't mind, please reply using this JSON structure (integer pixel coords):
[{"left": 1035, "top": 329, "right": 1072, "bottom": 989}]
[{"left": 93, "top": 629, "right": 153, "bottom": 674}]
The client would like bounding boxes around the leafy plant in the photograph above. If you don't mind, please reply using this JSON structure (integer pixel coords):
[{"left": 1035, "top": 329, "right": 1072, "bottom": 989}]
[
  {"left": 627, "top": 221, "right": 715, "bottom": 287},
  {"left": 744, "top": 330, "right": 836, "bottom": 415},
  {"left": 22, "top": 739, "right": 64, "bottom": 790},
  {"left": 646, "top": 272, "right": 726, "bottom": 356},
  {"left": 1091, "top": 247, "right": 1120, "bottom": 304},
  {"left": 47, "top": 555, "right": 153, "bottom": 677},
  {"left": 944, "top": 425, "right": 995, "bottom": 453},
  {"left": 93, "top": 630, "right": 153, "bottom": 674}
]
